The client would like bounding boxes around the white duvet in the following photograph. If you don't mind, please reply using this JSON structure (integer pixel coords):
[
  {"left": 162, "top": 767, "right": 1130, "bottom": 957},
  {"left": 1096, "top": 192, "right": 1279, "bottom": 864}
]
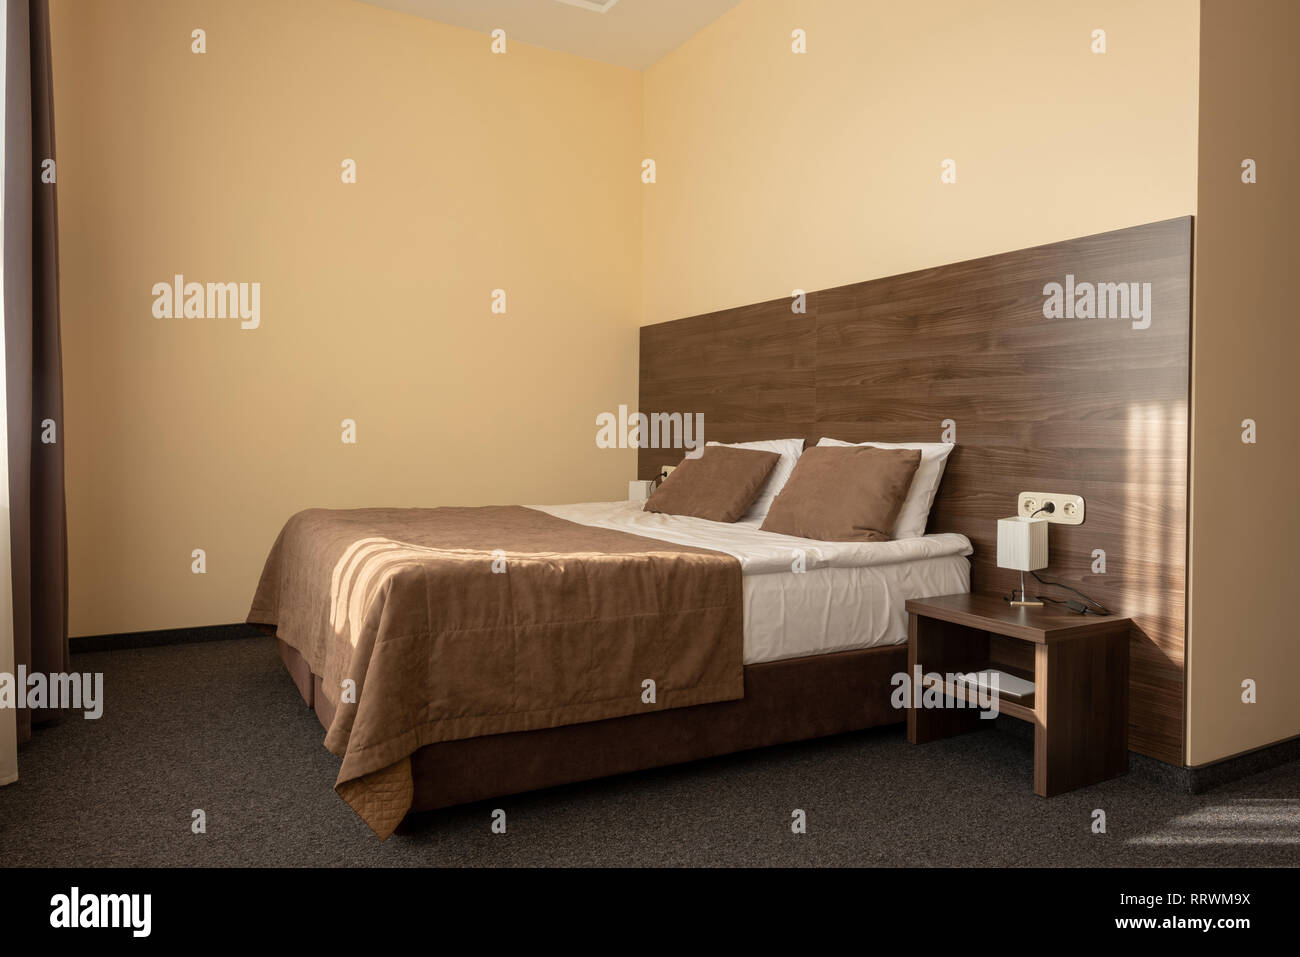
[{"left": 531, "top": 501, "right": 973, "bottom": 664}]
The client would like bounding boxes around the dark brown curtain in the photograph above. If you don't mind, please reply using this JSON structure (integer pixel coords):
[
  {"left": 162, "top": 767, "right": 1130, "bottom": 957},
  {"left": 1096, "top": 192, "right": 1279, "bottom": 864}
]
[{"left": 5, "top": 0, "right": 67, "bottom": 744}]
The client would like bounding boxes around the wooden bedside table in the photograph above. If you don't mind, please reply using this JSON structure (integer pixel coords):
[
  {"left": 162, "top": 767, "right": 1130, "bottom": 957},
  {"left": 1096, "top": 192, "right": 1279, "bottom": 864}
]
[{"left": 904, "top": 593, "right": 1131, "bottom": 797}]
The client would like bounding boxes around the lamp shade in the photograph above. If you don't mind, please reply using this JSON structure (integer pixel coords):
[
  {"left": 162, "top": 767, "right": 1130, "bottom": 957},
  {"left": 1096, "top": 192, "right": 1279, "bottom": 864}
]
[{"left": 997, "top": 516, "right": 1048, "bottom": 572}]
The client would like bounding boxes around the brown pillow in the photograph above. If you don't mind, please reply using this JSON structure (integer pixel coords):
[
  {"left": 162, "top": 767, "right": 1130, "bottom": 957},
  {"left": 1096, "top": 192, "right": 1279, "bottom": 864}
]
[
  {"left": 759, "top": 445, "right": 921, "bottom": 542},
  {"left": 643, "top": 446, "right": 780, "bottom": 523}
]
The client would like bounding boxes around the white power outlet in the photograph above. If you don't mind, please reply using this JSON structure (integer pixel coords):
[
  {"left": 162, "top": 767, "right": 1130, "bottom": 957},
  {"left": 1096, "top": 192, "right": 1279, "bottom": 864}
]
[
  {"left": 659, "top": 464, "right": 677, "bottom": 481},
  {"left": 1017, "top": 491, "right": 1085, "bottom": 525}
]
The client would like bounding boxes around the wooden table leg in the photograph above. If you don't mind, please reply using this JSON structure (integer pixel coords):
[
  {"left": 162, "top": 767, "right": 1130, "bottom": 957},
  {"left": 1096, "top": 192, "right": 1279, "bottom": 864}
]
[
  {"left": 907, "top": 614, "right": 988, "bottom": 744},
  {"left": 1033, "top": 626, "right": 1130, "bottom": 796}
]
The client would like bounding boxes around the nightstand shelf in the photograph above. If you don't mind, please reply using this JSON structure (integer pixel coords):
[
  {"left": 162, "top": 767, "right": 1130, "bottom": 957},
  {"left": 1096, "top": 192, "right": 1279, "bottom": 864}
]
[
  {"left": 935, "top": 667, "right": 1035, "bottom": 722},
  {"left": 905, "top": 593, "right": 1131, "bottom": 797}
]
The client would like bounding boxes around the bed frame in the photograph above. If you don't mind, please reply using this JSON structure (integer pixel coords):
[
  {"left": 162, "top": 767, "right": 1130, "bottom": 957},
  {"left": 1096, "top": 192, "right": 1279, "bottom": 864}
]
[
  {"left": 274, "top": 218, "right": 1193, "bottom": 823},
  {"left": 277, "top": 637, "right": 905, "bottom": 815}
]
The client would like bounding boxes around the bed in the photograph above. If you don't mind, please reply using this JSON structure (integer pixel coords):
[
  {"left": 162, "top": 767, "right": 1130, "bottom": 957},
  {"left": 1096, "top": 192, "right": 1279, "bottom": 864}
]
[
  {"left": 253, "top": 218, "right": 1192, "bottom": 827},
  {"left": 252, "top": 469, "right": 971, "bottom": 838}
]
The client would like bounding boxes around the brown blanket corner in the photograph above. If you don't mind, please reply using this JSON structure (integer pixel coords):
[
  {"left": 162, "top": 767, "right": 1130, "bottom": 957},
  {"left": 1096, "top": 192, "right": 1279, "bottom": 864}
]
[{"left": 249, "top": 505, "right": 744, "bottom": 836}]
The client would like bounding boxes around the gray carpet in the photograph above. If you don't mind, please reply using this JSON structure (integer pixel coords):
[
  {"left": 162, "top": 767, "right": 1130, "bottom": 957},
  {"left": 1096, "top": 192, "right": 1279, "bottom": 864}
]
[{"left": 1, "top": 636, "right": 1297, "bottom": 867}]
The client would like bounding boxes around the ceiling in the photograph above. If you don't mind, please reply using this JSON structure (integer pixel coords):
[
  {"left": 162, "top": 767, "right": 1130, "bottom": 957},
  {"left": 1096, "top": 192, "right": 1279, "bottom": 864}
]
[{"left": 355, "top": 0, "right": 745, "bottom": 69}]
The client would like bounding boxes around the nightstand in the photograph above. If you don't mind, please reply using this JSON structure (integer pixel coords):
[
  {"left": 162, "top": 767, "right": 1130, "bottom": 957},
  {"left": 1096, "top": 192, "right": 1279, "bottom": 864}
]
[{"left": 904, "top": 593, "right": 1131, "bottom": 796}]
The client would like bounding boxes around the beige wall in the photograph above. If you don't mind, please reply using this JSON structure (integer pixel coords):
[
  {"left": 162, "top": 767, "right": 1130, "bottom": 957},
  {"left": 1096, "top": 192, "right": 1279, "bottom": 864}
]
[
  {"left": 51, "top": 0, "right": 643, "bottom": 636},
  {"left": 641, "top": 0, "right": 1200, "bottom": 324},
  {"left": 1187, "top": 0, "right": 1300, "bottom": 765}
]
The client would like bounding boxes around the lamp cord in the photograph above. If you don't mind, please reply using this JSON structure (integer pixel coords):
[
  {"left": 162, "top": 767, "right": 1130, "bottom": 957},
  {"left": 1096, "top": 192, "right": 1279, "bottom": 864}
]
[{"left": 1029, "top": 571, "right": 1112, "bottom": 616}]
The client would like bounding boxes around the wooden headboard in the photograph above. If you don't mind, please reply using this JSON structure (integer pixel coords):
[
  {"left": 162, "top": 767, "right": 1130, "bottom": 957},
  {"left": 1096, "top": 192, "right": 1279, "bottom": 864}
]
[{"left": 639, "top": 217, "right": 1193, "bottom": 765}]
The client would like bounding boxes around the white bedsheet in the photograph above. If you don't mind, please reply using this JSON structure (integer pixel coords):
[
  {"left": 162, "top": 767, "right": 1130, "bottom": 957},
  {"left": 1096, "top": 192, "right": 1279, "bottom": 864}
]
[{"left": 531, "top": 501, "right": 972, "bottom": 665}]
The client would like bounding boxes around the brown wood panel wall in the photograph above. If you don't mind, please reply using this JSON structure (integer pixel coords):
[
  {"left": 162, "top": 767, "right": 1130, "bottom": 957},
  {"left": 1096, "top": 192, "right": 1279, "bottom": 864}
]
[{"left": 639, "top": 217, "right": 1193, "bottom": 765}]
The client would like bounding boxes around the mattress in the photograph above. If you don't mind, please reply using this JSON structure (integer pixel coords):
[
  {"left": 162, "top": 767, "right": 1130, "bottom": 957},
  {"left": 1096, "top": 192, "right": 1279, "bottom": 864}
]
[{"left": 533, "top": 501, "right": 972, "bottom": 665}]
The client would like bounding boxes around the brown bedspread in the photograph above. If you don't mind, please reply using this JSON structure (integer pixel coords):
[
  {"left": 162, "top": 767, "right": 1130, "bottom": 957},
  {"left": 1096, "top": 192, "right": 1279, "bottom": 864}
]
[{"left": 247, "top": 505, "right": 743, "bottom": 838}]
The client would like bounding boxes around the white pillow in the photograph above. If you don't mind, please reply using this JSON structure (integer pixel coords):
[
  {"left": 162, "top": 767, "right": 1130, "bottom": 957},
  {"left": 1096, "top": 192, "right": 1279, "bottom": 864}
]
[
  {"left": 706, "top": 438, "right": 805, "bottom": 522},
  {"left": 816, "top": 438, "right": 954, "bottom": 539}
]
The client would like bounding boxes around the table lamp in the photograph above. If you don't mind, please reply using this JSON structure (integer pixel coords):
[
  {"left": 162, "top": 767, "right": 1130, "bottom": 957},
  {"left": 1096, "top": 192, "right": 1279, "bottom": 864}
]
[{"left": 997, "top": 516, "right": 1048, "bottom": 607}]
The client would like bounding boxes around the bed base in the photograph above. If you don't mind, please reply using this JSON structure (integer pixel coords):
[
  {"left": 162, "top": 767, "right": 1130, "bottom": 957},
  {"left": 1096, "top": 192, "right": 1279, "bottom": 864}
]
[{"left": 276, "top": 638, "right": 906, "bottom": 825}]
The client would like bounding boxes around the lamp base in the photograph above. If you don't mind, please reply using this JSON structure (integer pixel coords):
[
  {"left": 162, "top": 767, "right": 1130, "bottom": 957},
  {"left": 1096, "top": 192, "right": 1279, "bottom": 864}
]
[{"left": 1008, "top": 570, "right": 1043, "bottom": 608}]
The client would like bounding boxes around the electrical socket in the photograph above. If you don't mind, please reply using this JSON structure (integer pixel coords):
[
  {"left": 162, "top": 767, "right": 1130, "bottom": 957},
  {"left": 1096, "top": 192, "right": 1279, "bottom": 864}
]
[
  {"left": 1017, "top": 491, "right": 1085, "bottom": 525},
  {"left": 659, "top": 464, "right": 677, "bottom": 481}
]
